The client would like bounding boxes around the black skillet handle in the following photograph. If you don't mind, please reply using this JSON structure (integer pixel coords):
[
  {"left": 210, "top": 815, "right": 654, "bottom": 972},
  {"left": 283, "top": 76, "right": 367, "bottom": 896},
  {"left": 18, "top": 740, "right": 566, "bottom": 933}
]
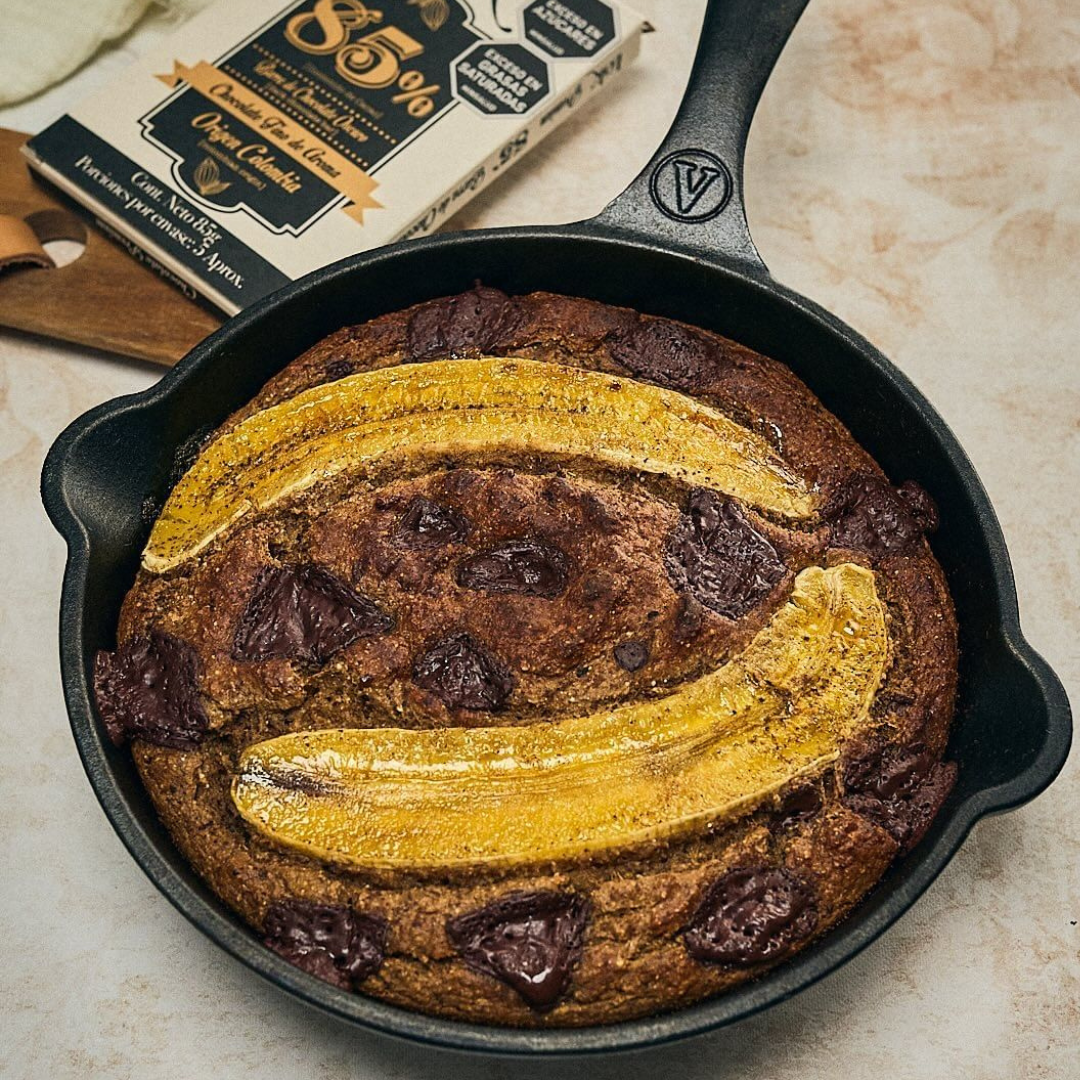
[{"left": 590, "top": 0, "right": 810, "bottom": 275}]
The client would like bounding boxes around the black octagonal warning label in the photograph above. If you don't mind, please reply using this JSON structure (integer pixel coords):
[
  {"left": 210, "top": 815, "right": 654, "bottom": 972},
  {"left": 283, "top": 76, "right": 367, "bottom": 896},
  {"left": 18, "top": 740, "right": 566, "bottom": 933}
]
[
  {"left": 523, "top": 0, "right": 616, "bottom": 59},
  {"left": 452, "top": 43, "right": 551, "bottom": 116}
]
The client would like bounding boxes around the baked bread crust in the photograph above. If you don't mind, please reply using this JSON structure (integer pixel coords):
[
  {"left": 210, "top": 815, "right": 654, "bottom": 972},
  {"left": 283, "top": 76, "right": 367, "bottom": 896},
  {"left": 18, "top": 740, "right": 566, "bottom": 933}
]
[{"left": 97, "top": 288, "right": 958, "bottom": 1026}]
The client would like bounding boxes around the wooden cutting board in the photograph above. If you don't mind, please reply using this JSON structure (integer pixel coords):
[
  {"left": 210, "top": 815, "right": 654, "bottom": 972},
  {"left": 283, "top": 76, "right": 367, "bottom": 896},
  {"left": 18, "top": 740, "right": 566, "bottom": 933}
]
[{"left": 0, "top": 127, "right": 222, "bottom": 366}]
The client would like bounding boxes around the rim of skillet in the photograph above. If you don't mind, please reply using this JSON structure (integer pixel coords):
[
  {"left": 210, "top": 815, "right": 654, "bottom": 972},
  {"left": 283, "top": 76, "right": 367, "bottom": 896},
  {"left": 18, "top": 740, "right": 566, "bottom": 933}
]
[{"left": 41, "top": 224, "right": 1072, "bottom": 1056}]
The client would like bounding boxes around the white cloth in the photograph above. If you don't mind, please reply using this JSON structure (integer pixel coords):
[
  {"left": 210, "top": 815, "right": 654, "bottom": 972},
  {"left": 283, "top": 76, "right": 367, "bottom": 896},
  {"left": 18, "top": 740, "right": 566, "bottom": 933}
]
[{"left": 0, "top": 0, "right": 212, "bottom": 106}]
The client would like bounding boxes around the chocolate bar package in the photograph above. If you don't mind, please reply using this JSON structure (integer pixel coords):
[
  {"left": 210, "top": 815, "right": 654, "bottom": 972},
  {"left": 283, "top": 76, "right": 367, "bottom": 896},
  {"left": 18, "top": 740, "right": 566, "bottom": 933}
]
[{"left": 25, "top": 0, "right": 645, "bottom": 313}]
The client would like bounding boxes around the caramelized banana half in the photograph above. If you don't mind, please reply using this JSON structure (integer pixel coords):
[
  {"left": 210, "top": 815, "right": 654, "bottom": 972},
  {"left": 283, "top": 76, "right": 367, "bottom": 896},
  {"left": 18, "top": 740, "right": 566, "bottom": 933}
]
[
  {"left": 143, "top": 358, "right": 815, "bottom": 573},
  {"left": 232, "top": 564, "right": 886, "bottom": 873}
]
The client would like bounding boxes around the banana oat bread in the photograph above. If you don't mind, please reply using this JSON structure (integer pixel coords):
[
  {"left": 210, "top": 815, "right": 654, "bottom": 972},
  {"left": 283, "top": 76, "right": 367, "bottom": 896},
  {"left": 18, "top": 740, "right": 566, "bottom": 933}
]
[{"left": 94, "top": 286, "right": 958, "bottom": 1026}]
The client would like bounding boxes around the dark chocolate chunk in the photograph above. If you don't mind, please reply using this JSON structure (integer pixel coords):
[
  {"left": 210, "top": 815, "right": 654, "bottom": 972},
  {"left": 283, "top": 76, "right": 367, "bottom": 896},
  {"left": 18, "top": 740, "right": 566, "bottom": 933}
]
[
  {"left": 93, "top": 631, "right": 207, "bottom": 749},
  {"left": 394, "top": 496, "right": 470, "bottom": 549},
  {"left": 842, "top": 741, "right": 957, "bottom": 852},
  {"left": 610, "top": 317, "right": 723, "bottom": 392},
  {"left": 323, "top": 357, "right": 354, "bottom": 382},
  {"left": 233, "top": 563, "right": 393, "bottom": 664},
  {"left": 825, "top": 474, "right": 938, "bottom": 557},
  {"left": 614, "top": 640, "right": 650, "bottom": 672},
  {"left": 684, "top": 866, "right": 818, "bottom": 967},
  {"left": 455, "top": 539, "right": 570, "bottom": 598},
  {"left": 406, "top": 284, "right": 522, "bottom": 360},
  {"left": 775, "top": 784, "right": 823, "bottom": 830},
  {"left": 413, "top": 632, "right": 515, "bottom": 711},
  {"left": 446, "top": 890, "right": 589, "bottom": 1011},
  {"left": 263, "top": 900, "right": 386, "bottom": 991},
  {"left": 665, "top": 489, "right": 786, "bottom": 619}
]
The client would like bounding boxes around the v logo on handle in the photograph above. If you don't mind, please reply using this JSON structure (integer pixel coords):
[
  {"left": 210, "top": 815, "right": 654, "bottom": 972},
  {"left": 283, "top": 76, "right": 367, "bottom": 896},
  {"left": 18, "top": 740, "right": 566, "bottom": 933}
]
[{"left": 671, "top": 159, "right": 723, "bottom": 215}]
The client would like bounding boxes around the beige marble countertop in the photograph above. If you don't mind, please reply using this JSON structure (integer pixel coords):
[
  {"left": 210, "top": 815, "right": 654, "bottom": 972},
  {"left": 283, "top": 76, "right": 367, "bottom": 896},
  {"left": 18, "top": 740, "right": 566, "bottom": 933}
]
[{"left": 1, "top": 1, "right": 1076, "bottom": 1077}]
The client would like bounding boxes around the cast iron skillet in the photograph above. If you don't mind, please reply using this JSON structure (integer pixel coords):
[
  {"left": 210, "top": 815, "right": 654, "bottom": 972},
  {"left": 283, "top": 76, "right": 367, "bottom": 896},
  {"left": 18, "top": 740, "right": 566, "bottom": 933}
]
[{"left": 41, "top": 0, "right": 1071, "bottom": 1056}]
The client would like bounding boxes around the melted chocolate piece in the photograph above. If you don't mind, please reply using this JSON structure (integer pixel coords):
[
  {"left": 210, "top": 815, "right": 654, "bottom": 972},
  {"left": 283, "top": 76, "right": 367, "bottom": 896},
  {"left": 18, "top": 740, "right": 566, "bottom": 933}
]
[
  {"left": 613, "top": 640, "right": 650, "bottom": 672},
  {"left": 446, "top": 890, "right": 589, "bottom": 1011},
  {"left": 233, "top": 563, "right": 393, "bottom": 664},
  {"left": 665, "top": 489, "right": 786, "bottom": 619},
  {"left": 394, "top": 496, "right": 470, "bottom": 549},
  {"left": 93, "top": 631, "right": 207, "bottom": 749},
  {"left": 263, "top": 900, "right": 386, "bottom": 991},
  {"left": 455, "top": 539, "right": 570, "bottom": 598},
  {"left": 825, "top": 474, "right": 938, "bottom": 557},
  {"left": 413, "top": 632, "right": 515, "bottom": 711},
  {"left": 684, "top": 866, "right": 818, "bottom": 967},
  {"left": 775, "top": 784, "right": 823, "bottom": 830},
  {"left": 406, "top": 284, "right": 522, "bottom": 360},
  {"left": 842, "top": 741, "right": 957, "bottom": 852},
  {"left": 610, "top": 317, "right": 723, "bottom": 392}
]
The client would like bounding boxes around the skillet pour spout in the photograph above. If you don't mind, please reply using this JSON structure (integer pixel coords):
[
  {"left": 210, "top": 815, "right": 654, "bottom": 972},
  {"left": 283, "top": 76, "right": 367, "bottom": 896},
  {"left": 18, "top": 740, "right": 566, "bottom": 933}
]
[{"left": 41, "top": 0, "right": 1071, "bottom": 1055}]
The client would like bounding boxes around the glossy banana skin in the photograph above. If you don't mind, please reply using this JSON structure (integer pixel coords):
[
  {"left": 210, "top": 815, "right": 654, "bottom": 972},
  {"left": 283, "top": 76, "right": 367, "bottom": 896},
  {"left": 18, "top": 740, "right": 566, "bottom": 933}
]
[{"left": 232, "top": 564, "right": 886, "bottom": 873}]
